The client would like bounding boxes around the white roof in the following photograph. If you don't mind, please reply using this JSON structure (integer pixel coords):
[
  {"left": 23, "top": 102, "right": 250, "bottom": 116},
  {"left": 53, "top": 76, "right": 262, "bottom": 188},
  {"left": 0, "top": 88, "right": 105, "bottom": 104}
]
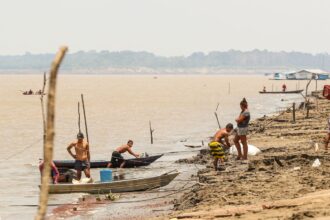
[{"left": 298, "top": 69, "right": 329, "bottom": 74}]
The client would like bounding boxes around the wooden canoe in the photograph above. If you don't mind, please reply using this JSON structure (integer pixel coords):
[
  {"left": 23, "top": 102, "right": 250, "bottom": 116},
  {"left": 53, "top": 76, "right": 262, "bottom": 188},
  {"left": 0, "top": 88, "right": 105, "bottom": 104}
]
[
  {"left": 46, "top": 171, "right": 179, "bottom": 194},
  {"left": 259, "top": 90, "right": 303, "bottom": 94},
  {"left": 54, "top": 154, "right": 163, "bottom": 169}
]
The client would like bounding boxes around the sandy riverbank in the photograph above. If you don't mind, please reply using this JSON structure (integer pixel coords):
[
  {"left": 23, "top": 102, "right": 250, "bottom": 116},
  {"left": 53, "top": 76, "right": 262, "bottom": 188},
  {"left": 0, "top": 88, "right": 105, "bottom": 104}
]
[{"left": 155, "top": 93, "right": 330, "bottom": 219}]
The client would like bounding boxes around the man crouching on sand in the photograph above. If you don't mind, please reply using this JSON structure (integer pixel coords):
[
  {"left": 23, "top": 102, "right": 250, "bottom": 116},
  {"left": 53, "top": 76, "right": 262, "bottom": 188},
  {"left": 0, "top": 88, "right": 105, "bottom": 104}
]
[
  {"left": 67, "top": 132, "right": 91, "bottom": 181},
  {"left": 107, "top": 140, "right": 140, "bottom": 168},
  {"left": 209, "top": 123, "right": 234, "bottom": 171}
]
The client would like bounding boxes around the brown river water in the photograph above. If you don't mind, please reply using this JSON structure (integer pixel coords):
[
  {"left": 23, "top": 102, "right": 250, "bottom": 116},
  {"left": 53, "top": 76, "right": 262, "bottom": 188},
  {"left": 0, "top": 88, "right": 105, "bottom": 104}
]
[{"left": 0, "top": 74, "right": 326, "bottom": 219}]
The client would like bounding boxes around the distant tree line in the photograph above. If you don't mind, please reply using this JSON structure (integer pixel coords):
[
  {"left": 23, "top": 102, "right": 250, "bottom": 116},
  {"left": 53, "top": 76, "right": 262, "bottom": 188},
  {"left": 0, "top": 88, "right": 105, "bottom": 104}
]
[{"left": 0, "top": 49, "right": 329, "bottom": 71}]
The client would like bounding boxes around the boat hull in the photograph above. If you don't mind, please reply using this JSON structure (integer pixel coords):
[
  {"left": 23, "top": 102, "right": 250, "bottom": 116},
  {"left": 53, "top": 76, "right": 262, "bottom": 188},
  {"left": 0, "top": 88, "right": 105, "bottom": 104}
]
[
  {"left": 46, "top": 172, "right": 179, "bottom": 194},
  {"left": 259, "top": 90, "right": 303, "bottom": 94},
  {"left": 54, "top": 154, "right": 163, "bottom": 169}
]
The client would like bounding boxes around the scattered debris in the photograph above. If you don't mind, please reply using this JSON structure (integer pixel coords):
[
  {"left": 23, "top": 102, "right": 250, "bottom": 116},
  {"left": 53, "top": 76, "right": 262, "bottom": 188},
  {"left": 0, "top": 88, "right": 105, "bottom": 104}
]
[{"left": 312, "top": 158, "right": 321, "bottom": 167}]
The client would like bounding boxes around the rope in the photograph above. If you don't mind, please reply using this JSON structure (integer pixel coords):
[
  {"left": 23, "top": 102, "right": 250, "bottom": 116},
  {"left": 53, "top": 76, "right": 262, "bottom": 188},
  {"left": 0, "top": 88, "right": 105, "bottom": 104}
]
[
  {"left": 9, "top": 183, "right": 197, "bottom": 207},
  {"left": 3, "top": 137, "right": 43, "bottom": 160}
]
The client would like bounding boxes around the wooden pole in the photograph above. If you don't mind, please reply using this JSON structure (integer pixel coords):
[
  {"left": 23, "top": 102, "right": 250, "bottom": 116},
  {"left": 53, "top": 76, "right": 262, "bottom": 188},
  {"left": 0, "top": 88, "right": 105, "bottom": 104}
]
[
  {"left": 81, "top": 94, "right": 89, "bottom": 143},
  {"left": 306, "top": 99, "right": 310, "bottom": 118},
  {"left": 305, "top": 75, "right": 314, "bottom": 98},
  {"left": 315, "top": 78, "right": 318, "bottom": 91},
  {"left": 214, "top": 103, "right": 221, "bottom": 129},
  {"left": 215, "top": 103, "right": 219, "bottom": 112},
  {"left": 149, "top": 120, "right": 154, "bottom": 144},
  {"left": 40, "top": 72, "right": 47, "bottom": 146},
  {"left": 78, "top": 102, "right": 81, "bottom": 133},
  {"left": 36, "top": 46, "right": 68, "bottom": 220},
  {"left": 292, "top": 102, "right": 296, "bottom": 123},
  {"left": 214, "top": 112, "right": 221, "bottom": 129},
  {"left": 228, "top": 82, "right": 231, "bottom": 95}
]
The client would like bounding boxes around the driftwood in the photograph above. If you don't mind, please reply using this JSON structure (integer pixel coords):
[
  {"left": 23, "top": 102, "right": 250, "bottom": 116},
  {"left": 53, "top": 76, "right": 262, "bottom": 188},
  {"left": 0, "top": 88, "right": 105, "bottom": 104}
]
[{"left": 35, "top": 46, "right": 68, "bottom": 220}]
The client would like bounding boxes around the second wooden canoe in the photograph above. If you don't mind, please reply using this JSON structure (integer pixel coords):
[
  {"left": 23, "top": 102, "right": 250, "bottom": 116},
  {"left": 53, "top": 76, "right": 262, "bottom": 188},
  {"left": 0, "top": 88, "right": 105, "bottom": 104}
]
[{"left": 46, "top": 171, "right": 179, "bottom": 194}]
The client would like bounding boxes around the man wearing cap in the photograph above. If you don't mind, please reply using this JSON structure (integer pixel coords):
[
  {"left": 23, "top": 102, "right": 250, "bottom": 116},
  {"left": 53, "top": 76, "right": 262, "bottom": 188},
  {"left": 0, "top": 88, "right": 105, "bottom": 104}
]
[{"left": 67, "top": 132, "right": 91, "bottom": 180}]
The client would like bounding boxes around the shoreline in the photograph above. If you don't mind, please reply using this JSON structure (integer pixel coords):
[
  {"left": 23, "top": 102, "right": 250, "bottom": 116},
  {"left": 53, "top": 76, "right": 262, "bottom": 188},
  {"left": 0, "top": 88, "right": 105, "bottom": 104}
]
[
  {"left": 156, "top": 92, "right": 330, "bottom": 219},
  {"left": 46, "top": 93, "right": 330, "bottom": 219}
]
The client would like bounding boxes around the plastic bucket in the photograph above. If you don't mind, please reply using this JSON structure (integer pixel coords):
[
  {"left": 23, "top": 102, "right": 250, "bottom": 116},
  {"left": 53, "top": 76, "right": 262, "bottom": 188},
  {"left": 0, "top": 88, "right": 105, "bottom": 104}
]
[{"left": 100, "top": 169, "right": 112, "bottom": 182}]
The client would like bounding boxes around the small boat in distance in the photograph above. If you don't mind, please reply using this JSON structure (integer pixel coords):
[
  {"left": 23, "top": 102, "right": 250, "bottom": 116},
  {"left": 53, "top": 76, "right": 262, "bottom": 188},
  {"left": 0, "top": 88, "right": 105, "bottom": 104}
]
[
  {"left": 45, "top": 171, "right": 179, "bottom": 194},
  {"left": 22, "top": 89, "right": 46, "bottom": 95},
  {"left": 54, "top": 154, "right": 163, "bottom": 169},
  {"left": 259, "top": 89, "right": 304, "bottom": 94}
]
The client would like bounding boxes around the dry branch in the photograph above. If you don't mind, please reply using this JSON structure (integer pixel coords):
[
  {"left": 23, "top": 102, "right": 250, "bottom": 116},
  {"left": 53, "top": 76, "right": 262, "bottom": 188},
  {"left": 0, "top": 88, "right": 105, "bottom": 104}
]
[{"left": 35, "top": 46, "right": 68, "bottom": 220}]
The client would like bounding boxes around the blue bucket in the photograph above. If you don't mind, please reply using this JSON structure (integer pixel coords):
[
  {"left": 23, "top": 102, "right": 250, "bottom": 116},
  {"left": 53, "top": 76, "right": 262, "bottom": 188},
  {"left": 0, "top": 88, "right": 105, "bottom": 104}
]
[{"left": 100, "top": 169, "right": 112, "bottom": 182}]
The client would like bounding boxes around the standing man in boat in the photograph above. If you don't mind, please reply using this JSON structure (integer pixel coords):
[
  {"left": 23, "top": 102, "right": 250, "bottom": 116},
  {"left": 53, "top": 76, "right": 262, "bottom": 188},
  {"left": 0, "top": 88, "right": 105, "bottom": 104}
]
[
  {"left": 107, "top": 140, "right": 140, "bottom": 168},
  {"left": 67, "top": 132, "right": 91, "bottom": 181},
  {"left": 209, "top": 123, "right": 234, "bottom": 171}
]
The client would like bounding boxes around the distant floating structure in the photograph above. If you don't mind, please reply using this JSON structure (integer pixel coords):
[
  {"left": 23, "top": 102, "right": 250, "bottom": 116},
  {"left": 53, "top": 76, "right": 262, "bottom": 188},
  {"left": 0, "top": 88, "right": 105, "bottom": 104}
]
[{"left": 270, "top": 69, "right": 329, "bottom": 80}]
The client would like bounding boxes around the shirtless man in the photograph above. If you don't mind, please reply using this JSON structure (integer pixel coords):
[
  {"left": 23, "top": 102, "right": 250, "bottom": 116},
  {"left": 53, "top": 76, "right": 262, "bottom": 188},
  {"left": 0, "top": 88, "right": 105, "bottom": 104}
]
[
  {"left": 209, "top": 123, "right": 234, "bottom": 171},
  {"left": 67, "top": 132, "right": 91, "bottom": 180},
  {"left": 213, "top": 123, "right": 234, "bottom": 148},
  {"left": 107, "top": 140, "right": 139, "bottom": 168}
]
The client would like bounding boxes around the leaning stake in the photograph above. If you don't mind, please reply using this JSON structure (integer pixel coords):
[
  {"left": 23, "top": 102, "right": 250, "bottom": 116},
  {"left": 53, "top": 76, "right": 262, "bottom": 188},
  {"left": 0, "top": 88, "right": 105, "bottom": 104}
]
[
  {"left": 78, "top": 102, "right": 81, "bottom": 133},
  {"left": 81, "top": 94, "right": 89, "bottom": 143},
  {"left": 35, "top": 46, "right": 68, "bottom": 220}
]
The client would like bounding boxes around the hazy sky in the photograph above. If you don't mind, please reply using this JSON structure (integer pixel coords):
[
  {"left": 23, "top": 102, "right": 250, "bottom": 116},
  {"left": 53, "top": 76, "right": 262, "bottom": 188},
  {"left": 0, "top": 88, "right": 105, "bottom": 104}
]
[{"left": 0, "top": 0, "right": 329, "bottom": 56}]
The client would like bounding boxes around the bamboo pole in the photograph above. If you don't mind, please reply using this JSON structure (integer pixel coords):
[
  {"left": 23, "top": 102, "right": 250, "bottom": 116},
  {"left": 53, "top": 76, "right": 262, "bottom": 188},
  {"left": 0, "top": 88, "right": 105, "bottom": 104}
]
[
  {"left": 35, "top": 46, "right": 68, "bottom": 220},
  {"left": 81, "top": 94, "right": 89, "bottom": 143},
  {"left": 78, "top": 102, "right": 81, "bottom": 133}
]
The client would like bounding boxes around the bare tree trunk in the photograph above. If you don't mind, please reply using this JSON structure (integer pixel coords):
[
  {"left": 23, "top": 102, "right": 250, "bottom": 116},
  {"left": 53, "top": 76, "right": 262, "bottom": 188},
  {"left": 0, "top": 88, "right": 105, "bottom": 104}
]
[{"left": 35, "top": 46, "right": 68, "bottom": 220}]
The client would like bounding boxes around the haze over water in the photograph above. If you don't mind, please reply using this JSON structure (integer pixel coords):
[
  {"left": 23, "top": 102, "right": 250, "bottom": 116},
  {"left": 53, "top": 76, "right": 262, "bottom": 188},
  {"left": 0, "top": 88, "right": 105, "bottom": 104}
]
[{"left": 0, "top": 74, "right": 326, "bottom": 219}]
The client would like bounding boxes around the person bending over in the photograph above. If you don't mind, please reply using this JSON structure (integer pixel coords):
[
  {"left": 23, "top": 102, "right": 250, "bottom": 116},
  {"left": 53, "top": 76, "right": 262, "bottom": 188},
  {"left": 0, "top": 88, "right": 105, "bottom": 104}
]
[
  {"left": 209, "top": 123, "right": 234, "bottom": 171},
  {"left": 107, "top": 140, "right": 139, "bottom": 168}
]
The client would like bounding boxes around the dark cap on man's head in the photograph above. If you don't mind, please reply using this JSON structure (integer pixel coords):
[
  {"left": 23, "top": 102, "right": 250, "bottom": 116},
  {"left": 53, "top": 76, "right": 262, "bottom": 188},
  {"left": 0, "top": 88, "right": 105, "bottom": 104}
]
[{"left": 77, "top": 132, "right": 84, "bottom": 139}]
